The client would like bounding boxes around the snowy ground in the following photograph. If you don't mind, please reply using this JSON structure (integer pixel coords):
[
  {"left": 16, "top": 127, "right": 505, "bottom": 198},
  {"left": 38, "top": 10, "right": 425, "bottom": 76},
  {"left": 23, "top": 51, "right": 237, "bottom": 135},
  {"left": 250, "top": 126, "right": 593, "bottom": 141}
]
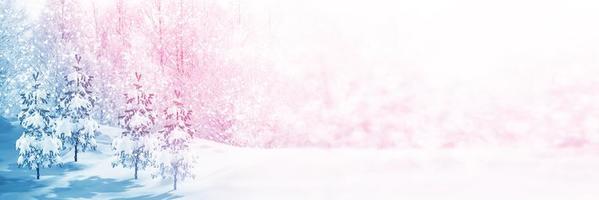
[{"left": 2, "top": 117, "right": 599, "bottom": 199}]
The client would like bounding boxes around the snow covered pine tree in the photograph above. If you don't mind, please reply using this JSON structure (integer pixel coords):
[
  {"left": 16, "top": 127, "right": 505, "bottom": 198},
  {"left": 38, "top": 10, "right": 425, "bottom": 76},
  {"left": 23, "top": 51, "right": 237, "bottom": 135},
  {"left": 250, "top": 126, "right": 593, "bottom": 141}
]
[
  {"left": 15, "top": 72, "right": 62, "bottom": 179},
  {"left": 112, "top": 72, "right": 156, "bottom": 179},
  {"left": 55, "top": 54, "right": 98, "bottom": 162},
  {"left": 154, "top": 90, "right": 195, "bottom": 190}
]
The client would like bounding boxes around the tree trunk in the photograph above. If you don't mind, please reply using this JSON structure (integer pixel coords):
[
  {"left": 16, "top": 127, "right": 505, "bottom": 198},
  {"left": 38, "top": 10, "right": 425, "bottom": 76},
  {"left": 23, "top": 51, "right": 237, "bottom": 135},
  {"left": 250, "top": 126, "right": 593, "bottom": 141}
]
[
  {"left": 74, "top": 140, "right": 78, "bottom": 162},
  {"left": 36, "top": 167, "right": 40, "bottom": 180},
  {"left": 134, "top": 155, "right": 138, "bottom": 179},
  {"left": 173, "top": 169, "right": 177, "bottom": 190},
  {"left": 158, "top": 1, "right": 165, "bottom": 73}
]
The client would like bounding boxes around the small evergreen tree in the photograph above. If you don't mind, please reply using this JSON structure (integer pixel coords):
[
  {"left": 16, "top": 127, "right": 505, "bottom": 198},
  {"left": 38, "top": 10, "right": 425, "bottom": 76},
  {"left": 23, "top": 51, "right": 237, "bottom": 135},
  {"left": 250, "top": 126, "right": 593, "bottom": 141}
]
[
  {"left": 56, "top": 54, "right": 98, "bottom": 162},
  {"left": 112, "top": 72, "right": 156, "bottom": 179},
  {"left": 154, "top": 90, "right": 195, "bottom": 190},
  {"left": 15, "top": 72, "right": 62, "bottom": 179}
]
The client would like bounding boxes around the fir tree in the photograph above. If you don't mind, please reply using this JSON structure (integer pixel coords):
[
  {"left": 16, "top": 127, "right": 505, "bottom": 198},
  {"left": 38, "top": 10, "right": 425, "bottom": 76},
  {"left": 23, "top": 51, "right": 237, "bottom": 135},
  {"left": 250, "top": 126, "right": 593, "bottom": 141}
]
[
  {"left": 15, "top": 72, "right": 62, "bottom": 179},
  {"left": 56, "top": 54, "right": 98, "bottom": 162},
  {"left": 112, "top": 72, "right": 156, "bottom": 179},
  {"left": 154, "top": 90, "right": 195, "bottom": 190}
]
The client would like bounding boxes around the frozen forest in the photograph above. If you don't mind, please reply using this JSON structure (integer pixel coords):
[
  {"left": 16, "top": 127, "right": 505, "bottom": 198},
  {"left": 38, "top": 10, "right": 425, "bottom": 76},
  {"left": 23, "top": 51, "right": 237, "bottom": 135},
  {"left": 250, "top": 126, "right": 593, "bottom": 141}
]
[{"left": 3, "top": 0, "right": 599, "bottom": 199}]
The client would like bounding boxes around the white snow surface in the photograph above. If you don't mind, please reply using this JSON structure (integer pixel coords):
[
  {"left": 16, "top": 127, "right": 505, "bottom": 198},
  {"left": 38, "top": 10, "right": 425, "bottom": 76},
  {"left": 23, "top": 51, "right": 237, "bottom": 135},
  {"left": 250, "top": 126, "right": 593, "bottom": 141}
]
[{"left": 2, "top": 121, "right": 599, "bottom": 199}]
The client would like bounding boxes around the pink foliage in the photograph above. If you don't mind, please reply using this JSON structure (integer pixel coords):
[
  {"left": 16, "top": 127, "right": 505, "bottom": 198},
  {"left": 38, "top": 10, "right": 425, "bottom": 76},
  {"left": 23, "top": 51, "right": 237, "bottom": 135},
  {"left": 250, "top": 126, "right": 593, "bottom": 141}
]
[{"left": 48, "top": 0, "right": 599, "bottom": 148}]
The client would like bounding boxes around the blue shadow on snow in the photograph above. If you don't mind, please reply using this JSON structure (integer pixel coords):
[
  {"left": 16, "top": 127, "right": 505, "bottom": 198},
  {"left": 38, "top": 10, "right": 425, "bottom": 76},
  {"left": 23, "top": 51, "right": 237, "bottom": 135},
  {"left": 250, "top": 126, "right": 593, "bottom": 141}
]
[{"left": 36, "top": 176, "right": 143, "bottom": 199}]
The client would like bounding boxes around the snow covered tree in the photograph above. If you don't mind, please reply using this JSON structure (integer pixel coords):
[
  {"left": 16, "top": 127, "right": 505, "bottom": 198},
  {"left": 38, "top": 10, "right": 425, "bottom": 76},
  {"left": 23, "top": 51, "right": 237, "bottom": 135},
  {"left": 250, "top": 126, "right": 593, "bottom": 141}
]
[
  {"left": 16, "top": 72, "right": 62, "bottom": 179},
  {"left": 153, "top": 90, "right": 195, "bottom": 190},
  {"left": 0, "top": 0, "right": 34, "bottom": 117},
  {"left": 85, "top": 0, "right": 137, "bottom": 125},
  {"left": 112, "top": 72, "right": 157, "bottom": 179},
  {"left": 55, "top": 54, "right": 98, "bottom": 162},
  {"left": 31, "top": 0, "right": 86, "bottom": 111}
]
